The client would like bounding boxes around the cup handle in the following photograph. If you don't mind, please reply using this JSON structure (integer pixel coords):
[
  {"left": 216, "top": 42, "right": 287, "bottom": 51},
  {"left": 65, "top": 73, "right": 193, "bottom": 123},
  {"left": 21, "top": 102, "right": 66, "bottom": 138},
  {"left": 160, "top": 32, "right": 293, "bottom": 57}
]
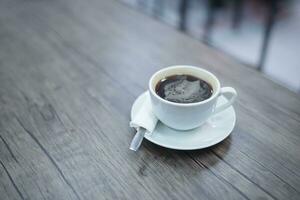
[{"left": 213, "top": 87, "right": 237, "bottom": 115}]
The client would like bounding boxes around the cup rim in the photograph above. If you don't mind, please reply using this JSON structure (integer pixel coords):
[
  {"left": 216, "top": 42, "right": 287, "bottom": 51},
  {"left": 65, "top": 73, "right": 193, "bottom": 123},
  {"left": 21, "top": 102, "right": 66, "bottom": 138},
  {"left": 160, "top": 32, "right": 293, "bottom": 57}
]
[{"left": 149, "top": 65, "right": 220, "bottom": 107}]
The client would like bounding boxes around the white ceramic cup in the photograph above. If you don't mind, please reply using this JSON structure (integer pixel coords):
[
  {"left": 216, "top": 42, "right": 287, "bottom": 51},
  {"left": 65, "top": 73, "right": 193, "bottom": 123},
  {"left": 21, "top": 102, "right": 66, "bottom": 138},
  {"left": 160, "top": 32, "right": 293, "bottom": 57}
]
[{"left": 149, "top": 65, "right": 237, "bottom": 130}]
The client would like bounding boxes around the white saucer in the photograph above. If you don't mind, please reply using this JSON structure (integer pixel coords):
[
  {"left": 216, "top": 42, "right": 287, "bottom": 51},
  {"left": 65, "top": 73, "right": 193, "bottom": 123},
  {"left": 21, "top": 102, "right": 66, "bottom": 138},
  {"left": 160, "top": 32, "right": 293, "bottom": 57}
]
[{"left": 131, "top": 92, "right": 236, "bottom": 150}]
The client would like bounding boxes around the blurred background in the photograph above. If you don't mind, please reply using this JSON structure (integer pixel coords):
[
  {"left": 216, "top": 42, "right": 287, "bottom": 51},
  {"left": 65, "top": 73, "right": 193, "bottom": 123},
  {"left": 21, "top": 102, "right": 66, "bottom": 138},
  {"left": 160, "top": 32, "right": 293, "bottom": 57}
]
[{"left": 119, "top": 0, "right": 300, "bottom": 93}]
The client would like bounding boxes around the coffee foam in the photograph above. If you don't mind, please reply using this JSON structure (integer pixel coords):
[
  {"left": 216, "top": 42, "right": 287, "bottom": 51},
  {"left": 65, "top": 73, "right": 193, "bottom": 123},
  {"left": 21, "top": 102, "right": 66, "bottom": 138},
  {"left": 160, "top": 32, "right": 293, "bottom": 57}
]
[{"left": 162, "top": 75, "right": 212, "bottom": 103}]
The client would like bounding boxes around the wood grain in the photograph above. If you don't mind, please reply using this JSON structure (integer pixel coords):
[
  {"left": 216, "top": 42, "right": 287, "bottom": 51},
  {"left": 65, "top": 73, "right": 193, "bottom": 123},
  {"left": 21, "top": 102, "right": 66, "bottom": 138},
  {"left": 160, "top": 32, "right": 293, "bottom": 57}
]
[{"left": 0, "top": 0, "right": 299, "bottom": 199}]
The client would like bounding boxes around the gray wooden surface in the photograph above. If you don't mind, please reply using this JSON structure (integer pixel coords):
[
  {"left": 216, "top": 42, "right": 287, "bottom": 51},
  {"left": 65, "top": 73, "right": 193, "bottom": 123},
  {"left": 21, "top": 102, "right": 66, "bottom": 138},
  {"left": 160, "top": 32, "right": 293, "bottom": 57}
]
[{"left": 0, "top": 0, "right": 299, "bottom": 199}]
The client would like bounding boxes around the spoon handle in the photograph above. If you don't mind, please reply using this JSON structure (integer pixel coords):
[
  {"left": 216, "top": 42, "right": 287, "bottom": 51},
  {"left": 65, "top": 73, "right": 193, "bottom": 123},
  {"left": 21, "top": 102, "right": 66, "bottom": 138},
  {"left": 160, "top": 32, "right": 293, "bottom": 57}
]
[{"left": 129, "top": 128, "right": 146, "bottom": 151}]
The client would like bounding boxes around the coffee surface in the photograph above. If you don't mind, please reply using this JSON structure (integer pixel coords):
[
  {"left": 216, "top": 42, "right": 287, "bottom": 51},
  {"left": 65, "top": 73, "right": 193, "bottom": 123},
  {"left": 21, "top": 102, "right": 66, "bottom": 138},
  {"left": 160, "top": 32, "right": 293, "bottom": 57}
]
[{"left": 155, "top": 75, "right": 213, "bottom": 103}]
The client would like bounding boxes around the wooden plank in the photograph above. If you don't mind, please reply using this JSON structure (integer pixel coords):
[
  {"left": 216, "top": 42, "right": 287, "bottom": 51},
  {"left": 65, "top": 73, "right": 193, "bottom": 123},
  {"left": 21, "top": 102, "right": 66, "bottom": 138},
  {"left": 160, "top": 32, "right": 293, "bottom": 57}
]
[
  {"left": 0, "top": 0, "right": 299, "bottom": 199},
  {"left": 0, "top": 1, "right": 250, "bottom": 199},
  {"left": 0, "top": 112, "right": 80, "bottom": 200},
  {"left": 39, "top": 0, "right": 299, "bottom": 198},
  {"left": 0, "top": 160, "right": 23, "bottom": 200},
  {"left": 4, "top": 0, "right": 300, "bottom": 195},
  {"left": 23, "top": 0, "right": 300, "bottom": 177},
  {"left": 188, "top": 150, "right": 275, "bottom": 200},
  {"left": 0, "top": 57, "right": 248, "bottom": 200}
]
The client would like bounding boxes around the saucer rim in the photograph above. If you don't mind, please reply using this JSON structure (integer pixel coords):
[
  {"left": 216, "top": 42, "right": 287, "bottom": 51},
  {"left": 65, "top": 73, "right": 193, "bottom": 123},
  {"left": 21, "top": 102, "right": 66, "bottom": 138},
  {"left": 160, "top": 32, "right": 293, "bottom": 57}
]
[{"left": 131, "top": 91, "right": 236, "bottom": 150}]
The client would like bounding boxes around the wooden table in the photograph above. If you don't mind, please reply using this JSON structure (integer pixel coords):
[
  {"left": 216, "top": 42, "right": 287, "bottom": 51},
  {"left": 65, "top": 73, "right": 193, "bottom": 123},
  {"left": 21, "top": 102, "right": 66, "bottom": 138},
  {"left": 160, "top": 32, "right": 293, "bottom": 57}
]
[{"left": 0, "top": 0, "right": 299, "bottom": 199}]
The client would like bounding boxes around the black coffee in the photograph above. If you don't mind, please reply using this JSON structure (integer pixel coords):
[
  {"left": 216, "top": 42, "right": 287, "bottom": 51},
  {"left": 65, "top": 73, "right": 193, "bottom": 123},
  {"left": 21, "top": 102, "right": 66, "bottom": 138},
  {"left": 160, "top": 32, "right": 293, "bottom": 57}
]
[{"left": 155, "top": 75, "right": 213, "bottom": 103}]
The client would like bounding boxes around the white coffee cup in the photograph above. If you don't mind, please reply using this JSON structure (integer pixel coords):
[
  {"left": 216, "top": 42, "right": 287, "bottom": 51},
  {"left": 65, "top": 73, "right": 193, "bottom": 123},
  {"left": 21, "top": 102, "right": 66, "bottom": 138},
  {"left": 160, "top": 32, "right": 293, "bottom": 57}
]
[{"left": 149, "top": 65, "right": 237, "bottom": 130}]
